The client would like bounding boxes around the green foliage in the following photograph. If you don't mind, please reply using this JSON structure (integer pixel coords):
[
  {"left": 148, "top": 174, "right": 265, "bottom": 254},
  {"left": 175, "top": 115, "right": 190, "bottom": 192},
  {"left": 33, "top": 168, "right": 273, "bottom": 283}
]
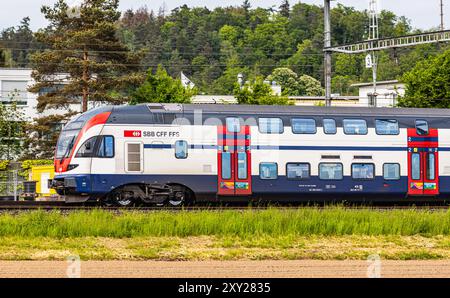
[
  {"left": 234, "top": 78, "right": 291, "bottom": 105},
  {"left": 398, "top": 49, "right": 450, "bottom": 108},
  {"left": 131, "top": 65, "right": 196, "bottom": 104},
  {"left": 267, "top": 67, "right": 324, "bottom": 96},
  {"left": 1, "top": 208, "right": 450, "bottom": 238},
  {"left": 267, "top": 68, "right": 300, "bottom": 96},
  {"left": 0, "top": 17, "right": 37, "bottom": 67},
  {"left": 0, "top": 160, "right": 9, "bottom": 171},
  {"left": 0, "top": 101, "right": 26, "bottom": 160},
  {"left": 332, "top": 75, "right": 357, "bottom": 96},
  {"left": 298, "top": 75, "right": 324, "bottom": 96}
]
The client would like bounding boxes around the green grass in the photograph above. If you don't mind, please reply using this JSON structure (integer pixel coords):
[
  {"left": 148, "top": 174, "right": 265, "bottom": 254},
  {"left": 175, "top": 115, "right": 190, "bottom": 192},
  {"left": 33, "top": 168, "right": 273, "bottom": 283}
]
[
  {"left": 0, "top": 208, "right": 449, "bottom": 261},
  {"left": 0, "top": 208, "right": 450, "bottom": 238}
]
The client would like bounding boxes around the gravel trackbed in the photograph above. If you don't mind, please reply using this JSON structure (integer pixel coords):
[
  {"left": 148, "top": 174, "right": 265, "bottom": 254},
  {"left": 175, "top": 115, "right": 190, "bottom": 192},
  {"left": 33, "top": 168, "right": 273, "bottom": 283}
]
[{"left": 1, "top": 260, "right": 450, "bottom": 278}]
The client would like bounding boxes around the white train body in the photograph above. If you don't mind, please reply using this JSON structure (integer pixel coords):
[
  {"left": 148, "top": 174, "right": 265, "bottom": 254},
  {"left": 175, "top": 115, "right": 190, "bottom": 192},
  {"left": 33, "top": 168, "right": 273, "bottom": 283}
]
[{"left": 51, "top": 104, "right": 450, "bottom": 204}]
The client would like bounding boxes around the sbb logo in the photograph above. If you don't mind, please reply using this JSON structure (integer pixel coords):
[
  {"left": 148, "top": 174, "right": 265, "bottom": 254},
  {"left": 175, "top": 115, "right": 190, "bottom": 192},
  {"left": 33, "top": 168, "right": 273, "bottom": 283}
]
[{"left": 124, "top": 130, "right": 142, "bottom": 137}]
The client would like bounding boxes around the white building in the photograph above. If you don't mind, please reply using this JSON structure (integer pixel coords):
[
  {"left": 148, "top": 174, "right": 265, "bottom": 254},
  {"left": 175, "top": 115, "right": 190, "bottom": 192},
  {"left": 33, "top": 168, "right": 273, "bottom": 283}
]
[
  {"left": 0, "top": 68, "right": 85, "bottom": 121},
  {"left": 351, "top": 80, "right": 405, "bottom": 107}
]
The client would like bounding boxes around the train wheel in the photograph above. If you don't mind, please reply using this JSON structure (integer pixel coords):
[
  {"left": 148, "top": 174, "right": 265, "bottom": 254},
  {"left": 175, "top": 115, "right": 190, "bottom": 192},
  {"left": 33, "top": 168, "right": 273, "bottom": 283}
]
[
  {"left": 168, "top": 191, "right": 186, "bottom": 207},
  {"left": 108, "top": 190, "right": 135, "bottom": 207}
]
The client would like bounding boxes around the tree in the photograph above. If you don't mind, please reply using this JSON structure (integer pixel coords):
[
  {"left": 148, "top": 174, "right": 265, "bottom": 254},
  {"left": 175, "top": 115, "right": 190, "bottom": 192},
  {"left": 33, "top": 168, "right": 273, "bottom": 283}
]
[
  {"left": 279, "top": 0, "right": 290, "bottom": 18},
  {"left": 0, "top": 101, "right": 25, "bottom": 160},
  {"left": 130, "top": 65, "right": 196, "bottom": 105},
  {"left": 397, "top": 49, "right": 450, "bottom": 108},
  {"left": 0, "top": 17, "right": 37, "bottom": 67},
  {"left": 267, "top": 67, "right": 300, "bottom": 96},
  {"left": 298, "top": 75, "right": 324, "bottom": 96},
  {"left": 29, "top": 0, "right": 143, "bottom": 113},
  {"left": 234, "top": 77, "right": 291, "bottom": 105},
  {"left": 267, "top": 67, "right": 324, "bottom": 96}
]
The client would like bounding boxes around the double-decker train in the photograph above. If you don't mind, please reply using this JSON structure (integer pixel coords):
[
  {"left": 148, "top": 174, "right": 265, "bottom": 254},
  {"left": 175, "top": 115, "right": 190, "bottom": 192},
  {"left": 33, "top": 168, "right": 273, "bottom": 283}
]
[{"left": 50, "top": 103, "right": 450, "bottom": 206}]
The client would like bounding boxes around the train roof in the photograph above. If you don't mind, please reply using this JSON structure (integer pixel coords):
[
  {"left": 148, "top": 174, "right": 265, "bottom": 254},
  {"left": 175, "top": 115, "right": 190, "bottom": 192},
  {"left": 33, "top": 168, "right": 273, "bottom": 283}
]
[{"left": 109, "top": 103, "right": 450, "bottom": 118}]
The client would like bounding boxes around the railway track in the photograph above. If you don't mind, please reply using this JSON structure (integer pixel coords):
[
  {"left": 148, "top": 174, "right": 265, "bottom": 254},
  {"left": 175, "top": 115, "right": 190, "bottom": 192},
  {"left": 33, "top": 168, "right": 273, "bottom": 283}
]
[{"left": 0, "top": 200, "right": 448, "bottom": 211}]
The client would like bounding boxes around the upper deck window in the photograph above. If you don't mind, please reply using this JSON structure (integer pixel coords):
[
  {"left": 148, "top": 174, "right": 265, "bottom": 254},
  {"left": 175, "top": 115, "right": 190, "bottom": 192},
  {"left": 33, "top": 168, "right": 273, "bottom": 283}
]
[
  {"left": 323, "top": 119, "right": 337, "bottom": 135},
  {"left": 343, "top": 119, "right": 368, "bottom": 135},
  {"left": 415, "top": 120, "right": 429, "bottom": 136},
  {"left": 291, "top": 118, "right": 316, "bottom": 134},
  {"left": 376, "top": 119, "right": 399, "bottom": 135},
  {"left": 226, "top": 117, "right": 241, "bottom": 133},
  {"left": 259, "top": 118, "right": 284, "bottom": 134}
]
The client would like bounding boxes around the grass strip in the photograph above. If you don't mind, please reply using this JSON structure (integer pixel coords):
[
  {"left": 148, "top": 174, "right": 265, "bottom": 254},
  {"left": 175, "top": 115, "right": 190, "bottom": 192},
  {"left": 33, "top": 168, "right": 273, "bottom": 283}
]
[{"left": 0, "top": 208, "right": 449, "bottom": 238}]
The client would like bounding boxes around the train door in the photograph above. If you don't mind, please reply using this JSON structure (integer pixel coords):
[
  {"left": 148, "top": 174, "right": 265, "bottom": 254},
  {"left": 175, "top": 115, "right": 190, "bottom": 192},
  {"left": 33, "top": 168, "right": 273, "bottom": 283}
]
[
  {"left": 217, "top": 124, "right": 252, "bottom": 196},
  {"left": 407, "top": 127, "right": 439, "bottom": 196}
]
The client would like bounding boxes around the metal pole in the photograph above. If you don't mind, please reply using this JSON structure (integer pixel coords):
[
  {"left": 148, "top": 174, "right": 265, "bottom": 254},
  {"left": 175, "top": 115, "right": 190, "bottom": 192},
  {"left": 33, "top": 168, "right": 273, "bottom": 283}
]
[
  {"left": 13, "top": 170, "right": 18, "bottom": 202},
  {"left": 441, "top": 0, "right": 445, "bottom": 31},
  {"left": 324, "top": 0, "right": 332, "bottom": 107},
  {"left": 372, "top": 51, "right": 377, "bottom": 107}
]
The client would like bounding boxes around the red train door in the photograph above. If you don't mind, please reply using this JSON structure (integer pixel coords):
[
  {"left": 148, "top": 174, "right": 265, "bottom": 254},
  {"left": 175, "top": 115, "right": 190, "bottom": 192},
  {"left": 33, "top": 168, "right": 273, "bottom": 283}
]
[
  {"left": 407, "top": 128, "right": 439, "bottom": 196},
  {"left": 217, "top": 125, "right": 252, "bottom": 196}
]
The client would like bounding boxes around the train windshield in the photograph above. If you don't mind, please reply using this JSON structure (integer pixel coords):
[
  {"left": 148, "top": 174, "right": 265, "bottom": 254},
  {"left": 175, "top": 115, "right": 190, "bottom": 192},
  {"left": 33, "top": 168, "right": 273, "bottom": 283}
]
[
  {"left": 54, "top": 106, "right": 113, "bottom": 160},
  {"left": 56, "top": 129, "right": 80, "bottom": 159}
]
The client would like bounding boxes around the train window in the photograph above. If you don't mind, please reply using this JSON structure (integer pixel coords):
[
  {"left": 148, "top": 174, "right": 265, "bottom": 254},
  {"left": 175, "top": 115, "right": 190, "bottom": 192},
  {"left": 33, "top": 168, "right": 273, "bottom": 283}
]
[
  {"left": 97, "top": 136, "right": 114, "bottom": 158},
  {"left": 237, "top": 153, "right": 248, "bottom": 180},
  {"left": 221, "top": 153, "right": 232, "bottom": 179},
  {"left": 323, "top": 119, "right": 337, "bottom": 135},
  {"left": 343, "top": 119, "right": 368, "bottom": 135},
  {"left": 127, "top": 143, "right": 142, "bottom": 172},
  {"left": 352, "top": 164, "right": 375, "bottom": 180},
  {"left": 319, "top": 163, "right": 343, "bottom": 180},
  {"left": 411, "top": 153, "right": 421, "bottom": 180},
  {"left": 416, "top": 120, "right": 429, "bottom": 136},
  {"left": 226, "top": 117, "right": 241, "bottom": 133},
  {"left": 287, "top": 163, "right": 310, "bottom": 180},
  {"left": 291, "top": 118, "right": 316, "bottom": 134},
  {"left": 376, "top": 119, "right": 399, "bottom": 135},
  {"left": 260, "top": 163, "right": 278, "bottom": 180},
  {"left": 75, "top": 136, "right": 97, "bottom": 158},
  {"left": 258, "top": 118, "right": 284, "bottom": 134},
  {"left": 427, "top": 153, "right": 436, "bottom": 180},
  {"left": 383, "top": 163, "right": 400, "bottom": 180},
  {"left": 175, "top": 140, "right": 188, "bottom": 159}
]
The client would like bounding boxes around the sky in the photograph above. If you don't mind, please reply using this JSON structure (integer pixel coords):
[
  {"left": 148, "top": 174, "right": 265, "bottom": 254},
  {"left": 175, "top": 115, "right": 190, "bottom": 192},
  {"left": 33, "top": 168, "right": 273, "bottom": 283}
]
[{"left": 0, "top": 0, "right": 448, "bottom": 32}]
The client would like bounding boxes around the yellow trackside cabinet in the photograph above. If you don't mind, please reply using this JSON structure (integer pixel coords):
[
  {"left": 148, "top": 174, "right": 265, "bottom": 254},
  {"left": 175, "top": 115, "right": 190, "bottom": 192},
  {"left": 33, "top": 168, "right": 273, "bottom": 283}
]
[{"left": 31, "top": 165, "right": 57, "bottom": 197}]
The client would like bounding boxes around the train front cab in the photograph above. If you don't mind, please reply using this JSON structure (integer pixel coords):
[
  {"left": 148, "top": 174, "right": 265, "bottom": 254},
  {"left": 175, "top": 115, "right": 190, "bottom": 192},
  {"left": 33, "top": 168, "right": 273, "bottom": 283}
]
[{"left": 51, "top": 107, "right": 113, "bottom": 202}]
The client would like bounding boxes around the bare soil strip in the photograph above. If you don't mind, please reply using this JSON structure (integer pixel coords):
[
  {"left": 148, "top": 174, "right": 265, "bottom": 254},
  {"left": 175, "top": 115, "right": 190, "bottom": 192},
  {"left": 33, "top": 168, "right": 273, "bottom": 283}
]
[{"left": 1, "top": 260, "right": 450, "bottom": 278}]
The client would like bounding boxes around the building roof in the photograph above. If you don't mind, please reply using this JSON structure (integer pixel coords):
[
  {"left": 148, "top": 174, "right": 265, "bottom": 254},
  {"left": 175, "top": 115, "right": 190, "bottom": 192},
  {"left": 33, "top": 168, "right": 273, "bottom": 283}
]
[{"left": 350, "top": 80, "right": 403, "bottom": 88}]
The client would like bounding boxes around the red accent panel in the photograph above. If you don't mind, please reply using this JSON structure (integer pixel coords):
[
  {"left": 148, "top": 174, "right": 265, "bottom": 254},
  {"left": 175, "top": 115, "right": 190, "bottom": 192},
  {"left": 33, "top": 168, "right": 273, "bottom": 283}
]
[
  {"left": 124, "top": 130, "right": 142, "bottom": 138},
  {"left": 217, "top": 125, "right": 252, "bottom": 196},
  {"left": 407, "top": 128, "right": 439, "bottom": 196},
  {"left": 55, "top": 112, "right": 111, "bottom": 174}
]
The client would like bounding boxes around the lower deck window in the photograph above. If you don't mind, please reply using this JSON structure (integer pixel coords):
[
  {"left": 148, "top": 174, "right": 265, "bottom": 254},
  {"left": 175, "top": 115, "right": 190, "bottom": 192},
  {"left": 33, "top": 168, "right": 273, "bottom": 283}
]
[
  {"left": 411, "top": 153, "right": 421, "bottom": 180},
  {"left": 427, "top": 153, "right": 436, "bottom": 180},
  {"left": 319, "top": 163, "right": 343, "bottom": 180},
  {"left": 352, "top": 163, "right": 375, "bottom": 180},
  {"left": 260, "top": 163, "right": 278, "bottom": 180},
  {"left": 222, "top": 153, "right": 232, "bottom": 179},
  {"left": 383, "top": 163, "right": 400, "bottom": 180},
  {"left": 287, "top": 163, "right": 310, "bottom": 180}
]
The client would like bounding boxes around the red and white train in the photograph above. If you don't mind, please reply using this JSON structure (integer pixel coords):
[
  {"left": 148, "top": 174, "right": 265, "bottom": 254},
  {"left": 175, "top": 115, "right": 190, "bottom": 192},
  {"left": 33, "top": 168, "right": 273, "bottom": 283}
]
[{"left": 50, "top": 104, "right": 450, "bottom": 206}]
